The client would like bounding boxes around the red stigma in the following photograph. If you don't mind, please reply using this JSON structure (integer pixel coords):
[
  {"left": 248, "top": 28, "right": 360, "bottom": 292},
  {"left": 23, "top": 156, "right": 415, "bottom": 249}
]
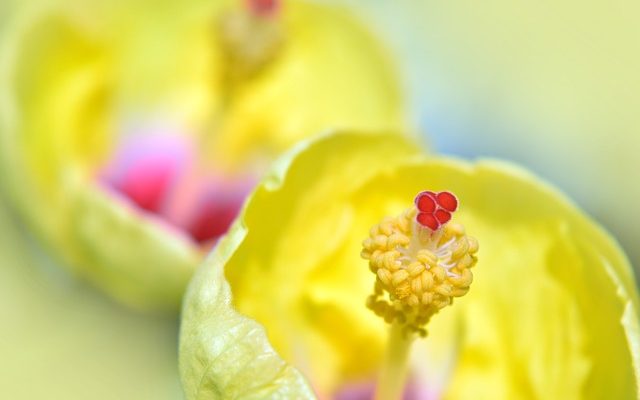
[{"left": 414, "top": 190, "right": 459, "bottom": 231}]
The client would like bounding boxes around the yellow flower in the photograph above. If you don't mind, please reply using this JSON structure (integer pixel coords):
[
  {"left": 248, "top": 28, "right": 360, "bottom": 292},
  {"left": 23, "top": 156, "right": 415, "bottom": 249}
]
[
  {"left": 0, "top": 0, "right": 404, "bottom": 311},
  {"left": 179, "top": 132, "right": 639, "bottom": 399}
]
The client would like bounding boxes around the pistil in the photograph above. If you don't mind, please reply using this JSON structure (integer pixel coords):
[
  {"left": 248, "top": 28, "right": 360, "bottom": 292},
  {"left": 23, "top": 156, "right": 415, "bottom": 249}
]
[
  {"left": 375, "top": 321, "right": 415, "bottom": 400},
  {"left": 361, "top": 191, "right": 479, "bottom": 400}
]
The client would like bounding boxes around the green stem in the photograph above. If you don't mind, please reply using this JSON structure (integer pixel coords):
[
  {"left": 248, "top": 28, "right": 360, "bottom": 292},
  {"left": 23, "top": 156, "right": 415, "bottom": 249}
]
[{"left": 375, "top": 322, "right": 415, "bottom": 400}]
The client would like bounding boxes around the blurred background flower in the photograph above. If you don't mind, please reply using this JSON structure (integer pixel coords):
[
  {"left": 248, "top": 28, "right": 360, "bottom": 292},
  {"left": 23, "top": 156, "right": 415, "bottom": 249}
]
[
  {"left": 0, "top": 0, "right": 405, "bottom": 311},
  {"left": 0, "top": 0, "right": 405, "bottom": 398}
]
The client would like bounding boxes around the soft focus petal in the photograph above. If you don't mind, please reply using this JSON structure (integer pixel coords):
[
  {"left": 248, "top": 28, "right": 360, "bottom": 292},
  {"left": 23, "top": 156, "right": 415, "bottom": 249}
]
[
  {"left": 179, "top": 221, "right": 316, "bottom": 399},
  {"left": 0, "top": 0, "right": 406, "bottom": 310},
  {"left": 180, "top": 131, "right": 639, "bottom": 398},
  {"left": 211, "top": 1, "right": 406, "bottom": 167}
]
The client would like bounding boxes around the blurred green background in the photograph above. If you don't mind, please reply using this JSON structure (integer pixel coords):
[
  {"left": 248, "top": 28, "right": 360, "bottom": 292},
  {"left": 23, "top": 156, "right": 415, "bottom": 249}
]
[{"left": 0, "top": 201, "right": 182, "bottom": 399}]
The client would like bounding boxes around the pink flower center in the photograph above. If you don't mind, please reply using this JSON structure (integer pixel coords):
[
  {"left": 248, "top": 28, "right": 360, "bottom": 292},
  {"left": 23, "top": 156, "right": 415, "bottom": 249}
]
[{"left": 101, "top": 130, "right": 254, "bottom": 246}]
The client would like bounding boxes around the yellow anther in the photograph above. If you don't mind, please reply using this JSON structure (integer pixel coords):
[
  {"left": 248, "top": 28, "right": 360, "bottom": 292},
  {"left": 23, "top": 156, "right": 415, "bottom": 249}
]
[
  {"left": 396, "top": 214, "right": 411, "bottom": 233},
  {"left": 467, "top": 236, "right": 479, "bottom": 254},
  {"left": 407, "top": 262, "right": 425, "bottom": 277},
  {"left": 380, "top": 220, "right": 395, "bottom": 236},
  {"left": 362, "top": 199, "right": 479, "bottom": 335},
  {"left": 410, "top": 277, "right": 422, "bottom": 293},
  {"left": 450, "top": 287, "right": 470, "bottom": 297},
  {"left": 383, "top": 251, "right": 401, "bottom": 271},
  {"left": 448, "top": 268, "right": 473, "bottom": 287},
  {"left": 451, "top": 238, "right": 469, "bottom": 259},
  {"left": 432, "top": 266, "right": 447, "bottom": 282},
  {"left": 420, "top": 272, "right": 434, "bottom": 290},
  {"left": 374, "top": 235, "right": 388, "bottom": 249},
  {"left": 395, "top": 283, "right": 412, "bottom": 299},
  {"left": 416, "top": 250, "right": 437, "bottom": 266},
  {"left": 372, "top": 254, "right": 385, "bottom": 271},
  {"left": 388, "top": 233, "right": 410, "bottom": 248},
  {"left": 456, "top": 253, "right": 474, "bottom": 269},
  {"left": 377, "top": 269, "right": 392, "bottom": 286},
  {"left": 435, "top": 283, "right": 453, "bottom": 297},
  {"left": 391, "top": 270, "right": 409, "bottom": 286}
]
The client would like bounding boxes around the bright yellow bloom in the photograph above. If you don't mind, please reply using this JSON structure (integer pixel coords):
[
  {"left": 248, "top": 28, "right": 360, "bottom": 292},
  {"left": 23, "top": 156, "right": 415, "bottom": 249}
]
[
  {"left": 180, "top": 132, "right": 639, "bottom": 399},
  {"left": 0, "top": 0, "right": 404, "bottom": 311}
]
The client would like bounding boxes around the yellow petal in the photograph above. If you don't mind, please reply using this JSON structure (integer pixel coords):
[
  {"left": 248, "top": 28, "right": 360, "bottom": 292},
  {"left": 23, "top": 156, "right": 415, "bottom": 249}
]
[
  {"left": 354, "top": 158, "right": 639, "bottom": 399},
  {"left": 63, "top": 172, "right": 200, "bottom": 309},
  {"left": 180, "top": 221, "right": 316, "bottom": 399}
]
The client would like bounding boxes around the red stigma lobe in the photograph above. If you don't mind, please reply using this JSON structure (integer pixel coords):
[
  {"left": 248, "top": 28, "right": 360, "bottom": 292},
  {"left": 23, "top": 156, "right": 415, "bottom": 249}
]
[
  {"left": 434, "top": 209, "right": 452, "bottom": 224},
  {"left": 417, "top": 212, "right": 440, "bottom": 231},
  {"left": 415, "top": 192, "right": 436, "bottom": 213},
  {"left": 436, "top": 191, "right": 458, "bottom": 212}
]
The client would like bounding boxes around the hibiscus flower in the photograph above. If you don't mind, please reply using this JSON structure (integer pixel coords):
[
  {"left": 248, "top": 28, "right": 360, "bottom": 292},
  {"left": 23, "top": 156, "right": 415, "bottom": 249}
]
[{"left": 180, "top": 131, "right": 639, "bottom": 399}]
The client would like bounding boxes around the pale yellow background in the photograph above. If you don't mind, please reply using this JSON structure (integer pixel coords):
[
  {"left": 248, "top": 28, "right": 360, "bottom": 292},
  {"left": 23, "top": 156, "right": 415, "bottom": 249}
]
[{"left": 0, "top": 200, "right": 183, "bottom": 400}]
